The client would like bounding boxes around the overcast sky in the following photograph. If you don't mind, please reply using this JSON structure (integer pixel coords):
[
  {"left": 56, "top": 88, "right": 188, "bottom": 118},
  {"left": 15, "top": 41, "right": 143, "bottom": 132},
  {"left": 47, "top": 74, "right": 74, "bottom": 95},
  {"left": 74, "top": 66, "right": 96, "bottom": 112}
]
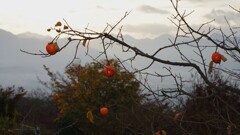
[{"left": 0, "top": 0, "right": 239, "bottom": 39}]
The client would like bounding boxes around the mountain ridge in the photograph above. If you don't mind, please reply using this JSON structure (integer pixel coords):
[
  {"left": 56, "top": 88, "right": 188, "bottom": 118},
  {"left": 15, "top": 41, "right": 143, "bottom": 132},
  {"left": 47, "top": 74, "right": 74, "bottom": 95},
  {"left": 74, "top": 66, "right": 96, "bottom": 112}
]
[
  {"left": 17, "top": 32, "right": 52, "bottom": 40},
  {"left": 0, "top": 28, "right": 234, "bottom": 91}
]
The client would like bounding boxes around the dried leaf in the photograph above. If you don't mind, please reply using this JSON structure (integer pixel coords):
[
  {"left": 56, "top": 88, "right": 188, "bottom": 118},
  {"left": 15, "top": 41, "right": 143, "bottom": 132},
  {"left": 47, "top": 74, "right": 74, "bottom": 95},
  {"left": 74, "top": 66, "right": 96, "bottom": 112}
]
[
  {"left": 56, "top": 29, "right": 61, "bottom": 33},
  {"left": 55, "top": 21, "right": 62, "bottom": 27},
  {"left": 155, "top": 131, "right": 160, "bottom": 135},
  {"left": 47, "top": 28, "right": 51, "bottom": 32},
  {"left": 227, "top": 125, "right": 231, "bottom": 135},
  {"left": 221, "top": 54, "right": 227, "bottom": 62},
  {"left": 54, "top": 42, "right": 60, "bottom": 52},
  {"left": 174, "top": 112, "right": 181, "bottom": 120},
  {"left": 208, "top": 61, "right": 213, "bottom": 74},
  {"left": 161, "top": 130, "right": 167, "bottom": 135},
  {"left": 86, "top": 110, "right": 94, "bottom": 123},
  {"left": 82, "top": 39, "right": 87, "bottom": 47},
  {"left": 63, "top": 25, "right": 69, "bottom": 30}
]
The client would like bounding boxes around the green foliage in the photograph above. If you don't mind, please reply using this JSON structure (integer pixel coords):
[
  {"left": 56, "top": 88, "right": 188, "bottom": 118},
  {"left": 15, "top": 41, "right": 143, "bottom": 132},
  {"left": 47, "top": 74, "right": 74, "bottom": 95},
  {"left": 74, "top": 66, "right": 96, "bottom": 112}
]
[
  {"left": 45, "top": 59, "right": 143, "bottom": 134},
  {"left": 0, "top": 85, "right": 26, "bottom": 134},
  {"left": 0, "top": 111, "right": 18, "bottom": 135}
]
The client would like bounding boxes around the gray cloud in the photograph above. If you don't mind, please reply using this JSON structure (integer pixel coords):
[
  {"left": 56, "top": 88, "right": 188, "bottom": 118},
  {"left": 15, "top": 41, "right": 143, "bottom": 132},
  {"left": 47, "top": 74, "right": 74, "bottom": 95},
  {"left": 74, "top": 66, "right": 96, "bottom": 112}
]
[
  {"left": 137, "top": 5, "right": 169, "bottom": 14},
  {"left": 205, "top": 9, "right": 240, "bottom": 25},
  {"left": 123, "top": 23, "right": 175, "bottom": 38},
  {"left": 96, "top": 5, "right": 117, "bottom": 11}
]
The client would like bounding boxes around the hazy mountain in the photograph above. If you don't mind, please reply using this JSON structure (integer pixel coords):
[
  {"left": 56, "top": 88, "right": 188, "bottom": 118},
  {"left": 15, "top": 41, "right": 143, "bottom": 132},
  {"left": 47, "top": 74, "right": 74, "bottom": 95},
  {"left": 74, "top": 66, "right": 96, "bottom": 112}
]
[
  {"left": 0, "top": 29, "right": 99, "bottom": 90},
  {"left": 0, "top": 29, "right": 174, "bottom": 90},
  {"left": 0, "top": 29, "right": 237, "bottom": 91},
  {"left": 17, "top": 32, "right": 52, "bottom": 40}
]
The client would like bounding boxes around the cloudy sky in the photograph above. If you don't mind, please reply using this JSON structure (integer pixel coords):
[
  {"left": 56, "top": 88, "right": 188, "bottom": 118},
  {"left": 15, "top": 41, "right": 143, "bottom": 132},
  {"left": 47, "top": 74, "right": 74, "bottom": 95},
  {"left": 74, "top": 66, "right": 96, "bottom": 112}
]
[{"left": 0, "top": 0, "right": 239, "bottom": 39}]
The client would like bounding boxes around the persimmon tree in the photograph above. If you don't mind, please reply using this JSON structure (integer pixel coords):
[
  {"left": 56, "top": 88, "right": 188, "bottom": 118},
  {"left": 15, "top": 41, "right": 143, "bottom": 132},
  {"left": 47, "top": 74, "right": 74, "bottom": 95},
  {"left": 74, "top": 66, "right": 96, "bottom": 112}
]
[
  {"left": 21, "top": 0, "right": 240, "bottom": 134},
  {"left": 43, "top": 59, "right": 144, "bottom": 134}
]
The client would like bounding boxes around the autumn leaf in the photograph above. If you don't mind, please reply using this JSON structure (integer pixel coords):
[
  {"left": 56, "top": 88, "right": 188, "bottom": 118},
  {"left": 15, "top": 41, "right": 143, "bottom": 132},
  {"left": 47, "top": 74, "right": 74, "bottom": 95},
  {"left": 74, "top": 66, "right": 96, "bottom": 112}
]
[
  {"left": 155, "top": 130, "right": 160, "bottom": 135},
  {"left": 86, "top": 110, "right": 94, "bottom": 123},
  {"left": 208, "top": 61, "right": 213, "bottom": 74},
  {"left": 56, "top": 29, "right": 61, "bottom": 33},
  {"left": 221, "top": 54, "right": 227, "bottom": 62},
  {"left": 161, "top": 130, "right": 167, "bottom": 135},
  {"left": 55, "top": 21, "right": 62, "bottom": 27},
  {"left": 174, "top": 112, "right": 181, "bottom": 120},
  {"left": 82, "top": 39, "right": 87, "bottom": 47},
  {"left": 54, "top": 42, "right": 60, "bottom": 52},
  {"left": 227, "top": 125, "right": 231, "bottom": 135},
  {"left": 63, "top": 25, "right": 69, "bottom": 30}
]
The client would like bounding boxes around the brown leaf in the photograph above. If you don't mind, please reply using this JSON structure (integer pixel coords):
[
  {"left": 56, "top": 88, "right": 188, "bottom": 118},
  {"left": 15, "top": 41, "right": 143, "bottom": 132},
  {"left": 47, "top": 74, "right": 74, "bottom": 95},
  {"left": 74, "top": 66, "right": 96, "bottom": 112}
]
[
  {"left": 56, "top": 29, "right": 61, "bottom": 33},
  {"left": 55, "top": 21, "right": 62, "bottom": 27},
  {"left": 174, "top": 112, "right": 181, "bottom": 120},
  {"left": 63, "top": 25, "right": 69, "bottom": 30},
  {"left": 221, "top": 54, "right": 227, "bottom": 62},
  {"left": 161, "top": 130, "right": 167, "bottom": 135},
  {"left": 155, "top": 131, "right": 161, "bottom": 135},
  {"left": 54, "top": 42, "right": 60, "bottom": 51},
  {"left": 208, "top": 61, "right": 213, "bottom": 74},
  {"left": 86, "top": 110, "right": 94, "bottom": 123},
  {"left": 82, "top": 39, "right": 87, "bottom": 47},
  {"left": 227, "top": 125, "right": 231, "bottom": 135}
]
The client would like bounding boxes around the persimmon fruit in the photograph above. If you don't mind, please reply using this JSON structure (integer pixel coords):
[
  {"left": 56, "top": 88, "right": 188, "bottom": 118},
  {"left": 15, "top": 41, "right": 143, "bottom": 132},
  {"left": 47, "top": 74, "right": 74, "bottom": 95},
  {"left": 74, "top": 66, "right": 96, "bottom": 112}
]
[
  {"left": 46, "top": 42, "right": 59, "bottom": 55},
  {"left": 211, "top": 52, "right": 221, "bottom": 64},
  {"left": 104, "top": 65, "right": 115, "bottom": 77},
  {"left": 100, "top": 107, "right": 108, "bottom": 116}
]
